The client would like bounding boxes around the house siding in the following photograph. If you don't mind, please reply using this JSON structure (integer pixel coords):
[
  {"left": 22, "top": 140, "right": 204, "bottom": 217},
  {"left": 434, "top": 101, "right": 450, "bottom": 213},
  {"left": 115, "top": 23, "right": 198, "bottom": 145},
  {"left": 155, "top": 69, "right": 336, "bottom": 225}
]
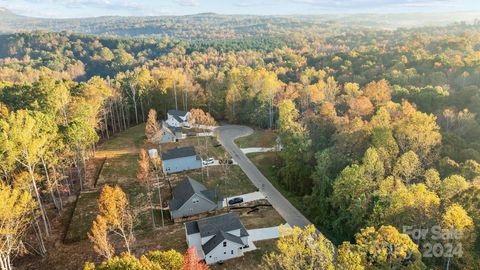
[
  {"left": 204, "top": 240, "right": 244, "bottom": 265},
  {"left": 166, "top": 115, "right": 182, "bottom": 127},
  {"left": 163, "top": 155, "right": 202, "bottom": 174},
  {"left": 171, "top": 194, "right": 217, "bottom": 219},
  {"left": 160, "top": 131, "right": 176, "bottom": 143},
  {"left": 186, "top": 232, "right": 205, "bottom": 260},
  {"left": 166, "top": 112, "right": 190, "bottom": 128}
]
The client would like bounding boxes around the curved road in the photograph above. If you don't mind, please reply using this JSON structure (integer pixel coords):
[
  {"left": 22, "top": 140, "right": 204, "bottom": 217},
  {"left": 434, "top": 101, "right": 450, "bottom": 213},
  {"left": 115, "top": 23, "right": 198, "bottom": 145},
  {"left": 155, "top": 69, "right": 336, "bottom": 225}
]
[{"left": 216, "top": 125, "right": 312, "bottom": 228}]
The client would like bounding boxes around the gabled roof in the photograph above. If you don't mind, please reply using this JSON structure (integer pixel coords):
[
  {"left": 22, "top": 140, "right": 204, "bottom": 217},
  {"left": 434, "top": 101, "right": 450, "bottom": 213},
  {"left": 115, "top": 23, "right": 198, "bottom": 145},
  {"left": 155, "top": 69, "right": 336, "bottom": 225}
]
[
  {"left": 202, "top": 231, "right": 245, "bottom": 255},
  {"left": 186, "top": 213, "right": 249, "bottom": 238},
  {"left": 168, "top": 110, "right": 189, "bottom": 117},
  {"left": 163, "top": 121, "right": 183, "bottom": 133},
  {"left": 169, "top": 177, "right": 219, "bottom": 211},
  {"left": 161, "top": 146, "right": 197, "bottom": 160},
  {"left": 161, "top": 121, "right": 175, "bottom": 135}
]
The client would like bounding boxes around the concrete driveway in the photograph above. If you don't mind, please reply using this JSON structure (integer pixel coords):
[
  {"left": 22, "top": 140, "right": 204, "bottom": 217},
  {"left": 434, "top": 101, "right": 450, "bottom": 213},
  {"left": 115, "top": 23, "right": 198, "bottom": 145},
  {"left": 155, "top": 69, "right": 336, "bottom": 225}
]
[
  {"left": 241, "top": 147, "right": 277, "bottom": 154},
  {"left": 202, "top": 159, "right": 220, "bottom": 167},
  {"left": 216, "top": 125, "right": 312, "bottom": 229},
  {"left": 248, "top": 224, "right": 292, "bottom": 242},
  {"left": 222, "top": 191, "right": 266, "bottom": 207}
]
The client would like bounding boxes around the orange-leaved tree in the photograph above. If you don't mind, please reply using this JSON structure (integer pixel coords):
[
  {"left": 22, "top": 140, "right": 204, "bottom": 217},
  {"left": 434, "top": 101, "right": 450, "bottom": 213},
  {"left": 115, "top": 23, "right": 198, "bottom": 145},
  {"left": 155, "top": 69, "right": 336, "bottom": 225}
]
[
  {"left": 89, "top": 185, "right": 135, "bottom": 256},
  {"left": 145, "top": 109, "right": 160, "bottom": 142},
  {"left": 182, "top": 247, "right": 209, "bottom": 270}
]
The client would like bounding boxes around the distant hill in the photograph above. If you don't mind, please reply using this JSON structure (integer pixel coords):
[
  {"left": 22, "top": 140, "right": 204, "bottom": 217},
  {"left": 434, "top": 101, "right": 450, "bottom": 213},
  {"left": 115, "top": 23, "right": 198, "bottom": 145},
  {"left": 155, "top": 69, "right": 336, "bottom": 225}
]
[{"left": 0, "top": 8, "right": 479, "bottom": 39}]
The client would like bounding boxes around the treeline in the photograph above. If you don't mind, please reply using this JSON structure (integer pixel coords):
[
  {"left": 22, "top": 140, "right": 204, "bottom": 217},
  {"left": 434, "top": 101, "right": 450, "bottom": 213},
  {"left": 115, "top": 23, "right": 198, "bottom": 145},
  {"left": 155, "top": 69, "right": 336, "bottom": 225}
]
[{"left": 1, "top": 21, "right": 480, "bottom": 269}]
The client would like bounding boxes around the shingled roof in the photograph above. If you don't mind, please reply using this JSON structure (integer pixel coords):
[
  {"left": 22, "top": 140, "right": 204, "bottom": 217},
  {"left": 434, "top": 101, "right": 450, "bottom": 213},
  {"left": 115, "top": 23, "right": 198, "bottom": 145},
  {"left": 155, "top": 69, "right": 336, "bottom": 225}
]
[
  {"left": 168, "top": 110, "right": 188, "bottom": 117},
  {"left": 202, "top": 231, "right": 245, "bottom": 255},
  {"left": 169, "top": 177, "right": 220, "bottom": 211},
  {"left": 161, "top": 146, "right": 197, "bottom": 160},
  {"left": 186, "top": 213, "right": 248, "bottom": 237}
]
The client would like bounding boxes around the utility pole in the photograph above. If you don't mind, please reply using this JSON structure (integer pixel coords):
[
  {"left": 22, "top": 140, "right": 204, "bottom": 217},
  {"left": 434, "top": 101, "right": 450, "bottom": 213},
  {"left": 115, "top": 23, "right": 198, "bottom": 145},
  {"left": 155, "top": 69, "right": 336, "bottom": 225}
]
[{"left": 155, "top": 171, "right": 165, "bottom": 227}]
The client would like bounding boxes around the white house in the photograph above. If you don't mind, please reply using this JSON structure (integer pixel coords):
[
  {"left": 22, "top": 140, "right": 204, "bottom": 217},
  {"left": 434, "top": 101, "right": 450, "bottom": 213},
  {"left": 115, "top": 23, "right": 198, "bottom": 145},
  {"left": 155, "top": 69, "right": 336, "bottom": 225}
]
[
  {"left": 166, "top": 110, "right": 191, "bottom": 128},
  {"left": 185, "top": 213, "right": 249, "bottom": 264},
  {"left": 161, "top": 146, "right": 202, "bottom": 174},
  {"left": 159, "top": 121, "right": 186, "bottom": 143}
]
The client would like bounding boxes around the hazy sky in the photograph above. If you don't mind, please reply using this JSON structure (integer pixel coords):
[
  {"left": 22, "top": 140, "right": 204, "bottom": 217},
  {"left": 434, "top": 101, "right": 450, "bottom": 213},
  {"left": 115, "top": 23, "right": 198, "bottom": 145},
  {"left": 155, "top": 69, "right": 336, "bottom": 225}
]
[{"left": 0, "top": 0, "right": 479, "bottom": 18}]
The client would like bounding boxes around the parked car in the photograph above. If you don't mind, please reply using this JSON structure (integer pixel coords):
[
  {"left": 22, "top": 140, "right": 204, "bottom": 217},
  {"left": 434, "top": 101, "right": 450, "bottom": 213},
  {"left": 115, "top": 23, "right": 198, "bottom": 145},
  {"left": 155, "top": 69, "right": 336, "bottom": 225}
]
[
  {"left": 202, "top": 158, "right": 215, "bottom": 165},
  {"left": 228, "top": 197, "right": 244, "bottom": 205}
]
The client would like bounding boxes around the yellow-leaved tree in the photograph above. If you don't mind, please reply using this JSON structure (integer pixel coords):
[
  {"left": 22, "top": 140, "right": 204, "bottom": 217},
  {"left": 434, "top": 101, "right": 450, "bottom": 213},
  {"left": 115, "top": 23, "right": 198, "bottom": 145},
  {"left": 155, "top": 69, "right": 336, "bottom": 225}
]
[
  {"left": 349, "top": 225, "right": 424, "bottom": 269},
  {"left": 441, "top": 203, "right": 475, "bottom": 270},
  {"left": 261, "top": 225, "right": 335, "bottom": 270},
  {"left": 89, "top": 185, "right": 135, "bottom": 257},
  {"left": 0, "top": 183, "right": 36, "bottom": 270}
]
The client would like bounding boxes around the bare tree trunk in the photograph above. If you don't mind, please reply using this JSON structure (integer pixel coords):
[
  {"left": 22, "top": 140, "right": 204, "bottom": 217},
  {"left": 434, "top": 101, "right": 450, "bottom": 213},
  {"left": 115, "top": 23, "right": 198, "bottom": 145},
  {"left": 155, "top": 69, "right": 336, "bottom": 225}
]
[
  {"left": 110, "top": 101, "right": 116, "bottom": 134},
  {"left": 445, "top": 257, "right": 451, "bottom": 270},
  {"left": 61, "top": 166, "right": 72, "bottom": 196},
  {"left": 130, "top": 84, "right": 139, "bottom": 124},
  {"left": 74, "top": 154, "right": 83, "bottom": 191},
  {"left": 28, "top": 166, "right": 50, "bottom": 236},
  {"left": 52, "top": 166, "right": 63, "bottom": 210},
  {"left": 120, "top": 101, "right": 127, "bottom": 131},
  {"left": 174, "top": 80, "right": 178, "bottom": 110},
  {"left": 41, "top": 157, "right": 60, "bottom": 212},
  {"left": 103, "top": 109, "right": 109, "bottom": 139},
  {"left": 31, "top": 210, "right": 47, "bottom": 255},
  {"left": 205, "top": 136, "right": 210, "bottom": 179},
  {"left": 147, "top": 184, "right": 156, "bottom": 228},
  {"left": 155, "top": 173, "right": 165, "bottom": 227},
  {"left": 140, "top": 98, "right": 146, "bottom": 123}
]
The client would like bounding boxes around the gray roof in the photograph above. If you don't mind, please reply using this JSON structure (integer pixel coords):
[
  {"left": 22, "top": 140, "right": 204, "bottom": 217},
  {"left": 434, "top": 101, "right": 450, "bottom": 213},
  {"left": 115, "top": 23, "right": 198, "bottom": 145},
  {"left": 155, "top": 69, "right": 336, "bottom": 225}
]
[
  {"left": 169, "top": 177, "right": 220, "bottom": 211},
  {"left": 168, "top": 110, "right": 188, "bottom": 117},
  {"left": 161, "top": 122, "right": 175, "bottom": 136},
  {"left": 173, "top": 115, "right": 184, "bottom": 123},
  {"left": 185, "top": 221, "right": 200, "bottom": 235},
  {"left": 163, "top": 121, "right": 183, "bottom": 133},
  {"left": 186, "top": 213, "right": 249, "bottom": 238},
  {"left": 161, "top": 146, "right": 197, "bottom": 160},
  {"left": 202, "top": 231, "right": 245, "bottom": 255}
]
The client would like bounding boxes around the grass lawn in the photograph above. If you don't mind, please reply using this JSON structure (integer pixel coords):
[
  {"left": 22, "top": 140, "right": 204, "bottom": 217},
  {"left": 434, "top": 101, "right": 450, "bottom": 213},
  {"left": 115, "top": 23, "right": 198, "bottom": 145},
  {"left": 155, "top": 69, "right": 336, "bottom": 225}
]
[
  {"left": 65, "top": 124, "right": 151, "bottom": 242},
  {"left": 235, "top": 129, "right": 277, "bottom": 148},
  {"left": 187, "top": 165, "right": 257, "bottom": 197},
  {"left": 64, "top": 191, "right": 99, "bottom": 243},
  {"left": 160, "top": 136, "right": 227, "bottom": 160}
]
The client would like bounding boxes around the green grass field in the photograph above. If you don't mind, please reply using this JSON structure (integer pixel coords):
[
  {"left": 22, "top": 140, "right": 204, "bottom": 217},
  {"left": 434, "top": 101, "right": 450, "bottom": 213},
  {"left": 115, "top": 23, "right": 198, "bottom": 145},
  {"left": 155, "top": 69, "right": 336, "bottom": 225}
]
[{"left": 235, "top": 129, "right": 277, "bottom": 148}]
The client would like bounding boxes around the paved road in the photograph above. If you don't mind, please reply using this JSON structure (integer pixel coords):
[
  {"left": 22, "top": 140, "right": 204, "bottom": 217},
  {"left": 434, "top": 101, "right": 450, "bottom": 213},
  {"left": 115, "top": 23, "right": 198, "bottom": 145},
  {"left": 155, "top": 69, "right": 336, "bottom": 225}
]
[
  {"left": 222, "top": 191, "right": 266, "bottom": 207},
  {"left": 216, "top": 125, "right": 312, "bottom": 228}
]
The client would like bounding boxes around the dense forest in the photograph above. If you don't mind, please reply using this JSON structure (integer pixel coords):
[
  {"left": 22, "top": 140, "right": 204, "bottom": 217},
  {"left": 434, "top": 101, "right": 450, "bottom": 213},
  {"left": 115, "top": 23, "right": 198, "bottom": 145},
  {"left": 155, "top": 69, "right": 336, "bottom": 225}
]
[{"left": 1, "top": 14, "right": 480, "bottom": 269}]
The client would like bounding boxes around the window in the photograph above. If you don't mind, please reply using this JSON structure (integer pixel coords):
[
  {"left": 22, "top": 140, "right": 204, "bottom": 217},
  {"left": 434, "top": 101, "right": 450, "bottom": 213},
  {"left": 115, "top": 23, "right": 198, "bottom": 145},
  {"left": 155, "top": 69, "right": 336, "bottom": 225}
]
[
  {"left": 231, "top": 250, "right": 234, "bottom": 255},
  {"left": 192, "top": 197, "right": 199, "bottom": 204},
  {"left": 223, "top": 242, "right": 227, "bottom": 247},
  {"left": 224, "top": 252, "right": 226, "bottom": 254}
]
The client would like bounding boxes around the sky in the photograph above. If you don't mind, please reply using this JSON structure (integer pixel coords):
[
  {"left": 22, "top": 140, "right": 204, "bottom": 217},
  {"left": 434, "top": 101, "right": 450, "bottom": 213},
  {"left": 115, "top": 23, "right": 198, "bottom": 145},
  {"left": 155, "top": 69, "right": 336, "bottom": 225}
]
[{"left": 0, "top": 0, "right": 479, "bottom": 18}]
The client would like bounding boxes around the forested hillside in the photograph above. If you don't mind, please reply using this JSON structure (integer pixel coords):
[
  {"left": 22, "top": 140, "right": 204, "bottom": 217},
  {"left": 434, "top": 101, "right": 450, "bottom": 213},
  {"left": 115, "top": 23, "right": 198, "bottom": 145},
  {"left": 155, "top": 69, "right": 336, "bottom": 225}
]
[{"left": 1, "top": 16, "right": 480, "bottom": 269}]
